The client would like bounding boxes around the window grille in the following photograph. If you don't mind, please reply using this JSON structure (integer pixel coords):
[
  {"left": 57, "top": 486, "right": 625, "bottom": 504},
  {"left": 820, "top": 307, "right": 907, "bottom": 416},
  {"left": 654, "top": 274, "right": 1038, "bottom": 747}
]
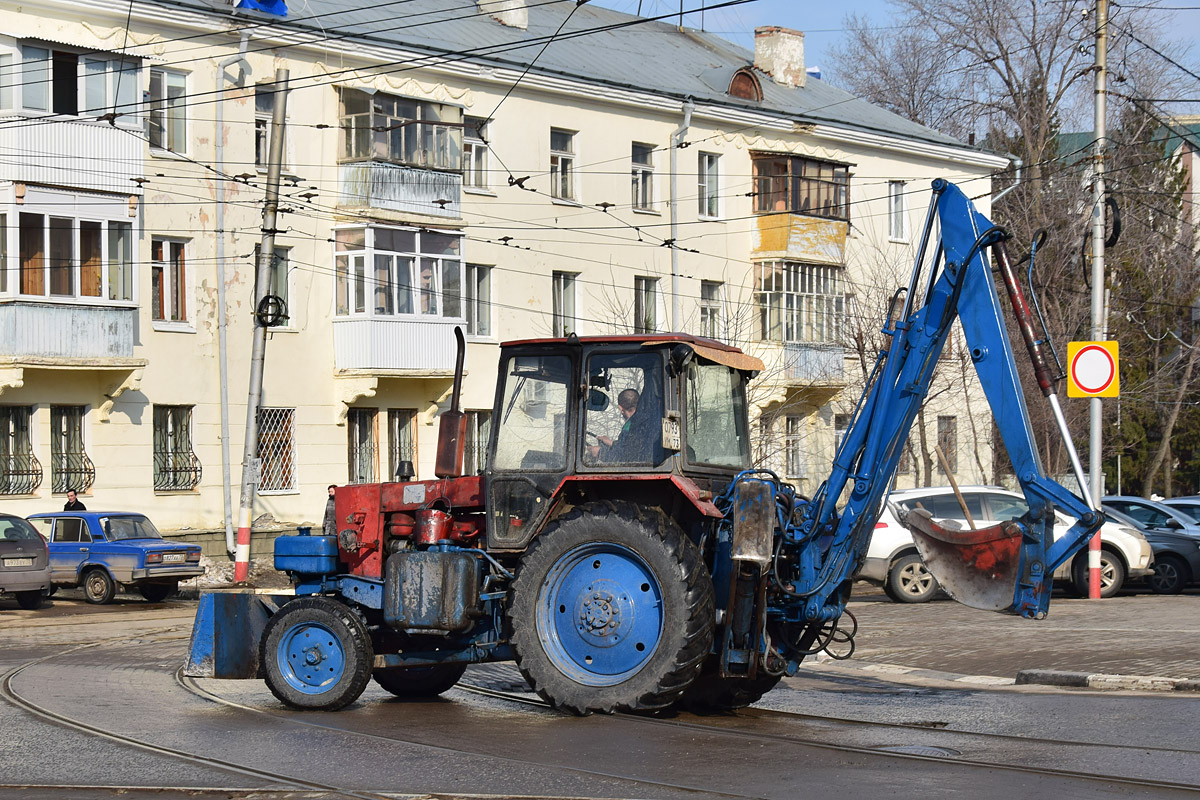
[
  {"left": 50, "top": 406, "right": 94, "bottom": 494},
  {"left": 388, "top": 409, "right": 416, "bottom": 480},
  {"left": 464, "top": 410, "right": 491, "bottom": 475},
  {"left": 348, "top": 408, "right": 378, "bottom": 484},
  {"left": 756, "top": 261, "right": 848, "bottom": 343},
  {"left": 153, "top": 405, "right": 202, "bottom": 491},
  {"left": 256, "top": 407, "right": 296, "bottom": 492},
  {"left": 0, "top": 406, "right": 41, "bottom": 495}
]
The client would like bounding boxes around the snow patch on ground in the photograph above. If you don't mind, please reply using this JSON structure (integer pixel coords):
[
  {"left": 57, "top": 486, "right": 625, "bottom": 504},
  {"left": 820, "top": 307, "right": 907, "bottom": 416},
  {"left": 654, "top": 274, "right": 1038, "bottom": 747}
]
[{"left": 179, "top": 555, "right": 292, "bottom": 592}]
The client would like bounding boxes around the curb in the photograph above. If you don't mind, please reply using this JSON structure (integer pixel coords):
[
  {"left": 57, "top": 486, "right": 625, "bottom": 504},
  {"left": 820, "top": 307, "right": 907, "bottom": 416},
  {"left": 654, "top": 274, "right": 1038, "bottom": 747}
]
[{"left": 1015, "top": 669, "right": 1200, "bottom": 692}]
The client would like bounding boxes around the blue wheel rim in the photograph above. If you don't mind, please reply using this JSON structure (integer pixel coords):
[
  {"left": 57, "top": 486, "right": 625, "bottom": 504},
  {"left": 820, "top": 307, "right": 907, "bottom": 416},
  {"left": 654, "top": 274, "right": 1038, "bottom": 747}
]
[
  {"left": 276, "top": 621, "right": 347, "bottom": 695},
  {"left": 536, "top": 542, "right": 664, "bottom": 686}
]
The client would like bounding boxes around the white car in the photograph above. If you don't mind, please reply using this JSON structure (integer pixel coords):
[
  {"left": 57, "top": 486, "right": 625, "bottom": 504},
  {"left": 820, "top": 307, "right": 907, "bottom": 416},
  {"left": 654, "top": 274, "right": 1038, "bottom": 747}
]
[{"left": 858, "top": 486, "right": 1153, "bottom": 602}]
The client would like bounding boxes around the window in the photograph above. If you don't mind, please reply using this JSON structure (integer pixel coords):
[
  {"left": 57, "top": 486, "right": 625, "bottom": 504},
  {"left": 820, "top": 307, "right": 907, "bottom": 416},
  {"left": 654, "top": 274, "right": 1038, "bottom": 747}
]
[
  {"left": 631, "top": 143, "right": 654, "bottom": 211},
  {"left": 338, "top": 88, "right": 462, "bottom": 170},
  {"left": 387, "top": 409, "right": 416, "bottom": 480},
  {"left": 784, "top": 415, "right": 804, "bottom": 477},
  {"left": 834, "top": 413, "right": 850, "bottom": 455},
  {"left": 888, "top": 181, "right": 907, "bottom": 241},
  {"left": 698, "top": 153, "right": 720, "bottom": 218},
  {"left": 347, "top": 407, "right": 378, "bottom": 484},
  {"left": 699, "top": 281, "right": 723, "bottom": 340},
  {"left": 552, "top": 271, "right": 577, "bottom": 336},
  {"left": 255, "top": 82, "right": 287, "bottom": 170},
  {"left": 13, "top": 212, "right": 132, "bottom": 301},
  {"left": 751, "top": 154, "right": 849, "bottom": 220},
  {"left": 583, "top": 352, "right": 665, "bottom": 468},
  {"left": 937, "top": 415, "right": 957, "bottom": 473},
  {"left": 152, "top": 405, "right": 201, "bottom": 491},
  {"left": 550, "top": 128, "right": 576, "bottom": 201},
  {"left": 465, "top": 264, "right": 491, "bottom": 336},
  {"left": 755, "top": 261, "right": 847, "bottom": 343},
  {"left": 254, "top": 245, "right": 291, "bottom": 327},
  {"left": 0, "top": 406, "right": 41, "bottom": 495},
  {"left": 335, "top": 227, "right": 463, "bottom": 320},
  {"left": 464, "top": 410, "right": 491, "bottom": 475},
  {"left": 51, "top": 518, "right": 89, "bottom": 543},
  {"left": 634, "top": 277, "right": 659, "bottom": 334},
  {"left": 147, "top": 68, "right": 186, "bottom": 152},
  {"left": 684, "top": 360, "right": 751, "bottom": 469},
  {"left": 151, "top": 239, "right": 187, "bottom": 323},
  {"left": 12, "top": 45, "right": 137, "bottom": 118},
  {"left": 256, "top": 407, "right": 296, "bottom": 492},
  {"left": 463, "top": 117, "right": 489, "bottom": 189},
  {"left": 50, "top": 406, "right": 94, "bottom": 494}
]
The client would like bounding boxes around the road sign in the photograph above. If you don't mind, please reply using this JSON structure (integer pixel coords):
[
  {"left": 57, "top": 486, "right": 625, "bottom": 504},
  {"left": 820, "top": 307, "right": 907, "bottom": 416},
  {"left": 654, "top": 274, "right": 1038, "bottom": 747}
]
[{"left": 1067, "top": 341, "right": 1119, "bottom": 398}]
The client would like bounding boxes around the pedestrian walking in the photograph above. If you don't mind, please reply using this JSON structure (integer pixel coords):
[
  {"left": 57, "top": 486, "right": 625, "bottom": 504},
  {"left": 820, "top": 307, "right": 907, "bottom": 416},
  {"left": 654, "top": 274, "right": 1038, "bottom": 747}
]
[
  {"left": 63, "top": 489, "right": 86, "bottom": 512},
  {"left": 323, "top": 485, "right": 337, "bottom": 536}
]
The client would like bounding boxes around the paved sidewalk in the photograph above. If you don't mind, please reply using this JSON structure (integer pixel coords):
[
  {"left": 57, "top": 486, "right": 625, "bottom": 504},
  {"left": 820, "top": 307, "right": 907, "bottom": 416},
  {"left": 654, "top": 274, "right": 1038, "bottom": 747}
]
[{"left": 813, "top": 588, "right": 1200, "bottom": 687}]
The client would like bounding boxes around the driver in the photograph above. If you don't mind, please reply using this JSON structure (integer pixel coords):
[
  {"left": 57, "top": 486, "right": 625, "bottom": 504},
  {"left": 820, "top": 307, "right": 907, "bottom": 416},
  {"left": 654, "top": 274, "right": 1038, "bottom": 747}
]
[{"left": 589, "top": 389, "right": 641, "bottom": 462}]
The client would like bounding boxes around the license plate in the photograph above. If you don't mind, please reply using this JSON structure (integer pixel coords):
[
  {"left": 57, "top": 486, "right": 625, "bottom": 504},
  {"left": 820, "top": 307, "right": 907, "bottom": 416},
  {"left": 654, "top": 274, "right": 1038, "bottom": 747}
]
[
  {"left": 4, "top": 558, "right": 34, "bottom": 568},
  {"left": 162, "top": 553, "right": 185, "bottom": 563}
]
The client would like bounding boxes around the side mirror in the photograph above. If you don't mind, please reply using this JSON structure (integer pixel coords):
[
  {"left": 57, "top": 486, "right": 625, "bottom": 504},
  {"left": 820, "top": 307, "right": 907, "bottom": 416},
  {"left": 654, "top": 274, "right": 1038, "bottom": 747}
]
[
  {"left": 1166, "top": 517, "right": 1184, "bottom": 530},
  {"left": 587, "top": 389, "right": 609, "bottom": 412}
]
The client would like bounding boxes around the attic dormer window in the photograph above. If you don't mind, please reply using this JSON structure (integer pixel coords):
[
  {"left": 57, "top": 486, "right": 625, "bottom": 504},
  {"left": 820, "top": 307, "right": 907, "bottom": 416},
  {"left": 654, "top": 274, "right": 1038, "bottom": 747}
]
[{"left": 728, "top": 68, "right": 763, "bottom": 101}]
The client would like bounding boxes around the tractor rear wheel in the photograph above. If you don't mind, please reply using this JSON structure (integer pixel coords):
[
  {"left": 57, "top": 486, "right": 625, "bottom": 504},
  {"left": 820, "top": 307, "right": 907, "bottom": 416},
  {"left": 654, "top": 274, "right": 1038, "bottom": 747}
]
[
  {"left": 373, "top": 663, "right": 467, "bottom": 698},
  {"left": 509, "top": 501, "right": 714, "bottom": 715},
  {"left": 260, "top": 597, "right": 374, "bottom": 711}
]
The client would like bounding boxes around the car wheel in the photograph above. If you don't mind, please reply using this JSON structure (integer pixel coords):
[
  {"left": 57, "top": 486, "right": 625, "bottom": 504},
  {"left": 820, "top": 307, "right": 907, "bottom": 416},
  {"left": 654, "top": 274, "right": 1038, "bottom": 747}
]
[
  {"left": 508, "top": 501, "right": 714, "bottom": 715},
  {"left": 44, "top": 584, "right": 57, "bottom": 598},
  {"left": 1070, "top": 549, "right": 1126, "bottom": 598},
  {"left": 15, "top": 590, "right": 42, "bottom": 610},
  {"left": 886, "top": 554, "right": 939, "bottom": 603},
  {"left": 1148, "top": 553, "right": 1189, "bottom": 595},
  {"left": 372, "top": 664, "right": 467, "bottom": 698},
  {"left": 260, "top": 597, "right": 374, "bottom": 711},
  {"left": 83, "top": 569, "right": 116, "bottom": 605},
  {"left": 139, "top": 581, "right": 177, "bottom": 603}
]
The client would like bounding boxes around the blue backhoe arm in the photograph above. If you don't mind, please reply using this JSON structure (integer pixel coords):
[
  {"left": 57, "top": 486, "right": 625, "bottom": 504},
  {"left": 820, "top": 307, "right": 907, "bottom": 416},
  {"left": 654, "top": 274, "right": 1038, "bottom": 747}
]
[{"left": 781, "top": 179, "right": 1103, "bottom": 624}]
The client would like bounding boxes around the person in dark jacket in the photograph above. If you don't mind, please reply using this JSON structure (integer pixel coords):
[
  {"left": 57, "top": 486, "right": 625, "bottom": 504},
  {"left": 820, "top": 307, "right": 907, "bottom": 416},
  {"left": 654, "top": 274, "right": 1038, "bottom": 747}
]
[
  {"left": 63, "top": 489, "right": 86, "bottom": 512},
  {"left": 323, "top": 485, "right": 337, "bottom": 536}
]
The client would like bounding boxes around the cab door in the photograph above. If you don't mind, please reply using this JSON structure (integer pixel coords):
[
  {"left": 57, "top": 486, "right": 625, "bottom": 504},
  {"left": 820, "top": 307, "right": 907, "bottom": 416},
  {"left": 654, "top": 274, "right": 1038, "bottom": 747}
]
[{"left": 486, "top": 351, "right": 575, "bottom": 550}]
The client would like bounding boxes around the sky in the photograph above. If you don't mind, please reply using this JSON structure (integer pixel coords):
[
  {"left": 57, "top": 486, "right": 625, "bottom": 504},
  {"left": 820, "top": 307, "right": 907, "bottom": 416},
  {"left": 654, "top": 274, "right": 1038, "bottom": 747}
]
[{"left": 591, "top": 0, "right": 1200, "bottom": 84}]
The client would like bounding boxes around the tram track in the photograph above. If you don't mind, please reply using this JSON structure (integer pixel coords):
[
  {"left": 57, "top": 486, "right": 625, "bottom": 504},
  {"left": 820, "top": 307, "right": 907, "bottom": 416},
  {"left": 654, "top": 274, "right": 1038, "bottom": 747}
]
[{"left": 3, "top": 625, "right": 1199, "bottom": 798}]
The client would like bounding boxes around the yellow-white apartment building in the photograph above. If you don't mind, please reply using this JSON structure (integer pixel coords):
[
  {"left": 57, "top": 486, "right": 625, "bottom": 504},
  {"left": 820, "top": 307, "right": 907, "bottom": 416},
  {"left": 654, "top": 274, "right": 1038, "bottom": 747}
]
[{"left": 0, "top": 0, "right": 1008, "bottom": 538}]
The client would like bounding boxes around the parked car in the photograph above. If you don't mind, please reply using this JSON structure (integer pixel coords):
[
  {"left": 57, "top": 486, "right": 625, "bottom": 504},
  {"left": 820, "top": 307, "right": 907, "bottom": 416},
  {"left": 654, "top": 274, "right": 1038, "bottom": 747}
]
[
  {"left": 27, "top": 512, "right": 203, "bottom": 604},
  {"left": 1159, "top": 496, "right": 1200, "bottom": 525},
  {"left": 859, "top": 486, "right": 1153, "bottom": 602},
  {"left": 0, "top": 514, "right": 51, "bottom": 610},
  {"left": 1103, "top": 506, "right": 1200, "bottom": 594},
  {"left": 1103, "top": 495, "right": 1200, "bottom": 538}
]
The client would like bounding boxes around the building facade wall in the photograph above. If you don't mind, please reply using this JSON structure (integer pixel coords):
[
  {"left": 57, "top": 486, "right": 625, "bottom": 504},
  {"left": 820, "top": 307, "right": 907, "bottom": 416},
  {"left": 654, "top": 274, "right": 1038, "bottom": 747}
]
[{"left": 0, "top": 0, "right": 1005, "bottom": 532}]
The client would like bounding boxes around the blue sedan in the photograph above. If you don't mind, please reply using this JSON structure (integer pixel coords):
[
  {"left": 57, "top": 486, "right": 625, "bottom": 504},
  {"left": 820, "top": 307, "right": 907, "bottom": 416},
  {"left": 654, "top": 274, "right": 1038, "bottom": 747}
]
[{"left": 28, "top": 512, "right": 203, "bottom": 604}]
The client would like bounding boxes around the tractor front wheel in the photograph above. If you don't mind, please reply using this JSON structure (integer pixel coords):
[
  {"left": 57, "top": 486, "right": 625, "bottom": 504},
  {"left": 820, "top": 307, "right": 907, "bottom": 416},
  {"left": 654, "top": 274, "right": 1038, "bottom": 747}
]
[
  {"left": 508, "top": 501, "right": 714, "bottom": 715},
  {"left": 260, "top": 597, "right": 374, "bottom": 711},
  {"left": 373, "top": 664, "right": 467, "bottom": 698}
]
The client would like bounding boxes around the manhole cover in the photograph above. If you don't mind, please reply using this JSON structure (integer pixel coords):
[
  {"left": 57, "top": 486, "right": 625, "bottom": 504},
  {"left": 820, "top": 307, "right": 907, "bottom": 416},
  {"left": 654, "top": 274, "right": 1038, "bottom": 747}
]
[{"left": 874, "top": 745, "right": 961, "bottom": 758}]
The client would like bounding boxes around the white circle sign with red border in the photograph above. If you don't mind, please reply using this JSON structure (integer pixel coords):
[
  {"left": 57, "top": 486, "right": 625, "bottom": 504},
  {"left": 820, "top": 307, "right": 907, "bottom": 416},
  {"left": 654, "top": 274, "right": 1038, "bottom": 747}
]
[{"left": 1067, "top": 341, "right": 1119, "bottom": 398}]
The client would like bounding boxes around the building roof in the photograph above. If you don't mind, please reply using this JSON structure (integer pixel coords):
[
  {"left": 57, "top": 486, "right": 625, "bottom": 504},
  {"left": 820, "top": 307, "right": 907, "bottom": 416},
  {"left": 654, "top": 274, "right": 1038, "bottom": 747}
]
[{"left": 165, "top": 0, "right": 983, "bottom": 155}]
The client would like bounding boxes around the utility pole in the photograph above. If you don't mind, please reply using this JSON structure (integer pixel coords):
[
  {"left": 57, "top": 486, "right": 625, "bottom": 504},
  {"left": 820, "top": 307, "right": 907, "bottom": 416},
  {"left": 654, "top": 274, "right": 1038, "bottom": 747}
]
[
  {"left": 1088, "top": 0, "right": 1108, "bottom": 599},
  {"left": 234, "top": 68, "right": 289, "bottom": 583}
]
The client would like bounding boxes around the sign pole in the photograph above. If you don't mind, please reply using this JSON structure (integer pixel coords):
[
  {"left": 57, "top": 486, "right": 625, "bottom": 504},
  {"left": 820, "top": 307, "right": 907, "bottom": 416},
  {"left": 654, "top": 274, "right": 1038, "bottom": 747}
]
[{"left": 1088, "top": 0, "right": 1108, "bottom": 599}]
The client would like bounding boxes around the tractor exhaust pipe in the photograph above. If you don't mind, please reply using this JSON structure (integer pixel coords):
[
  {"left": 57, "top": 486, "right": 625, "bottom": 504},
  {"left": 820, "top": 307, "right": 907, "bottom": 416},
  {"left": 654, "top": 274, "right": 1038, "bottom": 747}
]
[{"left": 435, "top": 327, "right": 468, "bottom": 478}]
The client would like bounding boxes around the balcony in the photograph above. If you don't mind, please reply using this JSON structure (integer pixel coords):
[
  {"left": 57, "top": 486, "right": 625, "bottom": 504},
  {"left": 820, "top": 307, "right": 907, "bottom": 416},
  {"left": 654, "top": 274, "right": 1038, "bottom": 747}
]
[
  {"left": 783, "top": 343, "right": 846, "bottom": 385},
  {"left": 0, "top": 115, "right": 143, "bottom": 195},
  {"left": 333, "top": 316, "right": 461, "bottom": 374},
  {"left": 0, "top": 301, "right": 137, "bottom": 360},
  {"left": 338, "top": 162, "right": 461, "bottom": 220},
  {"left": 752, "top": 213, "right": 848, "bottom": 265}
]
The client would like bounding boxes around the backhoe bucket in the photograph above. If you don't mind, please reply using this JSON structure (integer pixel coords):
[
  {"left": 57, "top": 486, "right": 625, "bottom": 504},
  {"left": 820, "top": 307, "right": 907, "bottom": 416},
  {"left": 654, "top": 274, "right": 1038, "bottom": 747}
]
[{"left": 903, "top": 509, "right": 1025, "bottom": 612}]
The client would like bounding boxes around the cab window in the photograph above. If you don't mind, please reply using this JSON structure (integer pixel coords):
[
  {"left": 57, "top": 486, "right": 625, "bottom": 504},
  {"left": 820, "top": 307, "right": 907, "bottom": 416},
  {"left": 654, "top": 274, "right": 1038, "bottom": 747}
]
[
  {"left": 492, "top": 355, "right": 571, "bottom": 472},
  {"left": 583, "top": 352, "right": 666, "bottom": 467}
]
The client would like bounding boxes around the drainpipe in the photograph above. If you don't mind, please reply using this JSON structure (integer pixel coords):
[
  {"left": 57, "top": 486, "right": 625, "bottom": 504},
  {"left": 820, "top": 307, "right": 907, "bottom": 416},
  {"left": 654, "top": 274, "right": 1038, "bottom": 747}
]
[
  {"left": 216, "top": 35, "right": 249, "bottom": 557},
  {"left": 669, "top": 98, "right": 694, "bottom": 331},
  {"left": 991, "top": 156, "right": 1023, "bottom": 204}
]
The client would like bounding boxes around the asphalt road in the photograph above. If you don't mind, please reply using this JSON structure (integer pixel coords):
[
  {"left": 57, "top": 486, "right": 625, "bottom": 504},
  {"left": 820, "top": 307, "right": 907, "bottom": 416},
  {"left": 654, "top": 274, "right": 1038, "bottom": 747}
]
[{"left": 0, "top": 587, "right": 1197, "bottom": 798}]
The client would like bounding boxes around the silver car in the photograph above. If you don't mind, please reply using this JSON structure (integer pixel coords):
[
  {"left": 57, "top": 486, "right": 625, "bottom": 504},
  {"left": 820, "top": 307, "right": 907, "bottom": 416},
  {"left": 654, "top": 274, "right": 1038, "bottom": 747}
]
[{"left": 0, "top": 514, "right": 51, "bottom": 610}]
